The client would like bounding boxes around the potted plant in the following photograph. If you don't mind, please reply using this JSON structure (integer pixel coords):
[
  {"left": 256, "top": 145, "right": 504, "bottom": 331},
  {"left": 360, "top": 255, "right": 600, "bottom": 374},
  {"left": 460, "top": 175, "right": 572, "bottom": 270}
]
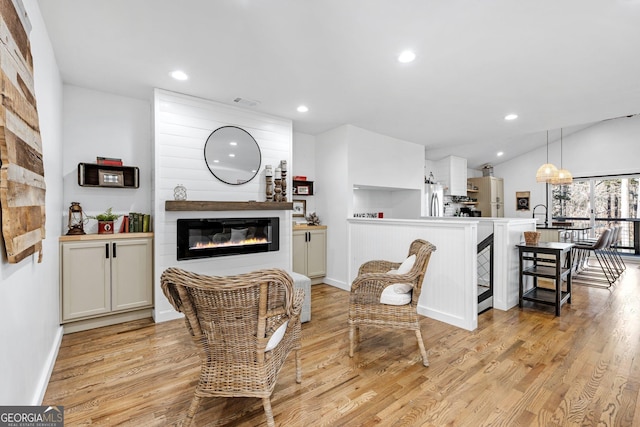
[{"left": 88, "top": 207, "right": 121, "bottom": 234}]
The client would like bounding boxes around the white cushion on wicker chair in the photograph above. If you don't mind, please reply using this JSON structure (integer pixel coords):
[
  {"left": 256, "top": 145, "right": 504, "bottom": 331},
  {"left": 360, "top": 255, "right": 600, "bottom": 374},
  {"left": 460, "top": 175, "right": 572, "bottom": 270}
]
[
  {"left": 395, "top": 254, "right": 416, "bottom": 274},
  {"left": 385, "top": 254, "right": 416, "bottom": 294},
  {"left": 380, "top": 285, "right": 412, "bottom": 305},
  {"left": 265, "top": 320, "right": 289, "bottom": 351}
]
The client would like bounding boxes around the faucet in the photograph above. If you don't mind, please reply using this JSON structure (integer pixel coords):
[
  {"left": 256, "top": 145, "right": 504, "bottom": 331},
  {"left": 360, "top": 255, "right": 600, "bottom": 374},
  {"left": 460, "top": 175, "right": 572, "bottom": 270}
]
[{"left": 532, "top": 204, "right": 548, "bottom": 227}]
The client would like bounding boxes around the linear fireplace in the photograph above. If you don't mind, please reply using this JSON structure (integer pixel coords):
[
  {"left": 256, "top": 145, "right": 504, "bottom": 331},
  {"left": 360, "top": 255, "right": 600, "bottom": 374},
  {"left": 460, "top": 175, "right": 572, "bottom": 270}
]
[{"left": 177, "top": 217, "right": 279, "bottom": 261}]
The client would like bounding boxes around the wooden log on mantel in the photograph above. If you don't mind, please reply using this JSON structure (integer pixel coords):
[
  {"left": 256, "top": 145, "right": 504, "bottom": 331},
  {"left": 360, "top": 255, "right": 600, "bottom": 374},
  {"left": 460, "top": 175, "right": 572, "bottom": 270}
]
[{"left": 165, "top": 200, "right": 294, "bottom": 211}]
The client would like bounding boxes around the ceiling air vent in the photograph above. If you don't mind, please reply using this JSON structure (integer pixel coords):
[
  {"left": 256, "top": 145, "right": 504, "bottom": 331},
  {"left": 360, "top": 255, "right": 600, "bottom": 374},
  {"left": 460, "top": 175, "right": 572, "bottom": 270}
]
[{"left": 233, "top": 97, "right": 260, "bottom": 107}]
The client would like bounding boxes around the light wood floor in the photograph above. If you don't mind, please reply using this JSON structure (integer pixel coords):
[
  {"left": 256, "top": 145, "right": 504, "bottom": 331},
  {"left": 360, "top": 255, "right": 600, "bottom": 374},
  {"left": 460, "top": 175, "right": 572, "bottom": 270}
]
[{"left": 45, "top": 262, "right": 640, "bottom": 426}]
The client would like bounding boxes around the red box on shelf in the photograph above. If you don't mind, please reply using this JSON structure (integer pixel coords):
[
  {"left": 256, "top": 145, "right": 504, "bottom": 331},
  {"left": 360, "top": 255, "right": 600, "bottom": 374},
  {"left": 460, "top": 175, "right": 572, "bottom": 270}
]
[{"left": 293, "top": 176, "right": 307, "bottom": 181}]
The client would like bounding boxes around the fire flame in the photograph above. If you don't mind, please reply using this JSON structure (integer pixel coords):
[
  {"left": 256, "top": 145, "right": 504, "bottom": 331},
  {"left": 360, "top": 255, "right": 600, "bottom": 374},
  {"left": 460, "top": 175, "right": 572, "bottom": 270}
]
[{"left": 191, "top": 237, "right": 269, "bottom": 250}]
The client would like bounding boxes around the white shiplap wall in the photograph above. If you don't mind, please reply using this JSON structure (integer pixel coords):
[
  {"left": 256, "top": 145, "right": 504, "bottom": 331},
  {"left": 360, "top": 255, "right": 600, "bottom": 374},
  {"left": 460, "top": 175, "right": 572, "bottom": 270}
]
[{"left": 153, "top": 89, "right": 293, "bottom": 322}]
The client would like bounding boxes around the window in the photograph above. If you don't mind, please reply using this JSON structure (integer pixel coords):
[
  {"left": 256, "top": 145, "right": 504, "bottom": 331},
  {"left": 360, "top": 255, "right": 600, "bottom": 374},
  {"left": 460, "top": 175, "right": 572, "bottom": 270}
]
[{"left": 552, "top": 174, "right": 639, "bottom": 252}]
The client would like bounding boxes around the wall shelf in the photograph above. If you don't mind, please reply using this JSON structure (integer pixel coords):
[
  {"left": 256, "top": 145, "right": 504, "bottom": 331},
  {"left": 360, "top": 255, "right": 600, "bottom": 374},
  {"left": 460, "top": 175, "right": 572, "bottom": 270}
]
[
  {"left": 78, "top": 163, "right": 139, "bottom": 188},
  {"left": 165, "top": 200, "right": 293, "bottom": 211},
  {"left": 293, "top": 180, "right": 314, "bottom": 196}
]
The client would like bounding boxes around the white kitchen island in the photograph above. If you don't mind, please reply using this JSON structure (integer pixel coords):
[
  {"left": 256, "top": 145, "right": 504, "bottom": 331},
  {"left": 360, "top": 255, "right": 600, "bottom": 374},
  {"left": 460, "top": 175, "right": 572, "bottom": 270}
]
[{"left": 348, "top": 217, "right": 536, "bottom": 331}]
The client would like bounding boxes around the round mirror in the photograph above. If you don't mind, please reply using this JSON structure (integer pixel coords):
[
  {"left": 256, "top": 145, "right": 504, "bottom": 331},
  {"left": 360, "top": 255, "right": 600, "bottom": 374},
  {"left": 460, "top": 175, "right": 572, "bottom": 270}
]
[{"left": 204, "top": 126, "right": 261, "bottom": 185}]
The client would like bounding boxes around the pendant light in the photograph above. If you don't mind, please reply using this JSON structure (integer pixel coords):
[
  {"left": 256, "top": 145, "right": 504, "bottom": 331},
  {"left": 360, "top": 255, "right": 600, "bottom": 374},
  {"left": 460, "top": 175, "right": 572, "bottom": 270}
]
[
  {"left": 536, "top": 131, "right": 559, "bottom": 183},
  {"left": 551, "top": 128, "right": 573, "bottom": 185}
]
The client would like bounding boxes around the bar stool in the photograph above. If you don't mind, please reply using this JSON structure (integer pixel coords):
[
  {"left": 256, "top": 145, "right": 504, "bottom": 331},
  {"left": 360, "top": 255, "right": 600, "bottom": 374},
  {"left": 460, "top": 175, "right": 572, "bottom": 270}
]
[{"left": 572, "top": 228, "right": 617, "bottom": 287}]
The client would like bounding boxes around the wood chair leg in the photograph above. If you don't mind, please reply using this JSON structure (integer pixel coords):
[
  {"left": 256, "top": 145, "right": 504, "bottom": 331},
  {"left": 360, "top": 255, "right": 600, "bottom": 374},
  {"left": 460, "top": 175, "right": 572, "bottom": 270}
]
[
  {"left": 415, "top": 329, "right": 429, "bottom": 367},
  {"left": 263, "top": 397, "right": 275, "bottom": 427},
  {"left": 349, "top": 324, "right": 355, "bottom": 357},
  {"left": 183, "top": 395, "right": 202, "bottom": 427},
  {"left": 295, "top": 349, "right": 302, "bottom": 383}
]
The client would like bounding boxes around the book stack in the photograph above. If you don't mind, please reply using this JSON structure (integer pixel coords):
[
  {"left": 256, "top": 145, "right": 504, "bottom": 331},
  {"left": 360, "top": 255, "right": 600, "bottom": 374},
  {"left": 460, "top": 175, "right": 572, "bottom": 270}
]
[
  {"left": 96, "top": 156, "right": 123, "bottom": 166},
  {"left": 119, "top": 213, "right": 151, "bottom": 233}
]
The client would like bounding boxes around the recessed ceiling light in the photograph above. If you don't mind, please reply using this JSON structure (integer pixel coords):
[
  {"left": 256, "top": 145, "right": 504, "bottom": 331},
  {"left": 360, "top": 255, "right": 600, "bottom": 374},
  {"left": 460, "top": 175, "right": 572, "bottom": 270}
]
[
  {"left": 398, "top": 50, "right": 416, "bottom": 63},
  {"left": 228, "top": 153, "right": 235, "bottom": 158},
  {"left": 170, "top": 70, "right": 188, "bottom": 81},
  {"left": 229, "top": 141, "right": 237, "bottom": 146},
  {"left": 297, "top": 105, "right": 309, "bottom": 113},
  {"left": 504, "top": 113, "right": 518, "bottom": 121},
  {"left": 497, "top": 151, "right": 504, "bottom": 157}
]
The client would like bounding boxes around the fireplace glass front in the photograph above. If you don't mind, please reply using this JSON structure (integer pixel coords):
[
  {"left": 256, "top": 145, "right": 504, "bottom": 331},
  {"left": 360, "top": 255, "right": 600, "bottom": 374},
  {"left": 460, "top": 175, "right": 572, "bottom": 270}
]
[{"left": 177, "top": 217, "right": 279, "bottom": 261}]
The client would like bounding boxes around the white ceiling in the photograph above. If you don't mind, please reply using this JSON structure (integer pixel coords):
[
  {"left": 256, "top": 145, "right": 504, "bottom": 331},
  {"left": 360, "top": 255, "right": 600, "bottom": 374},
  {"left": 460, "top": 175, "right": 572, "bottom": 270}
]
[{"left": 37, "top": 0, "right": 640, "bottom": 168}]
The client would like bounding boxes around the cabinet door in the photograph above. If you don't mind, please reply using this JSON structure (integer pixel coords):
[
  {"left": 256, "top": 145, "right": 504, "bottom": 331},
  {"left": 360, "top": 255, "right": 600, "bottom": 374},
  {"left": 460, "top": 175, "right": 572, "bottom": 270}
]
[
  {"left": 306, "top": 229, "right": 327, "bottom": 278},
  {"left": 490, "top": 177, "right": 504, "bottom": 204},
  {"left": 111, "top": 238, "right": 153, "bottom": 311},
  {"left": 449, "top": 156, "right": 468, "bottom": 196},
  {"left": 292, "top": 230, "right": 307, "bottom": 275},
  {"left": 61, "top": 241, "right": 111, "bottom": 321}
]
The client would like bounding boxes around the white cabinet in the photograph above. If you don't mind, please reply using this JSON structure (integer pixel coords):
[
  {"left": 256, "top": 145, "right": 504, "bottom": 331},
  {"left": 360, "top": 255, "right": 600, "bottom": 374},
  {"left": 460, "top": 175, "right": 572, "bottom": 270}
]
[
  {"left": 468, "top": 177, "right": 504, "bottom": 217},
  {"left": 293, "top": 226, "right": 326, "bottom": 283},
  {"left": 436, "top": 155, "right": 467, "bottom": 196},
  {"left": 60, "top": 234, "right": 153, "bottom": 331}
]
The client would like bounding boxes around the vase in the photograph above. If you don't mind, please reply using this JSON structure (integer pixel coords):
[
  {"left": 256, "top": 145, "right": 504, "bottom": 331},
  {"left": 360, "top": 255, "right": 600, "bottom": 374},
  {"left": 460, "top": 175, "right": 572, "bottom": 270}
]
[
  {"left": 98, "top": 220, "right": 114, "bottom": 234},
  {"left": 174, "top": 184, "right": 187, "bottom": 200}
]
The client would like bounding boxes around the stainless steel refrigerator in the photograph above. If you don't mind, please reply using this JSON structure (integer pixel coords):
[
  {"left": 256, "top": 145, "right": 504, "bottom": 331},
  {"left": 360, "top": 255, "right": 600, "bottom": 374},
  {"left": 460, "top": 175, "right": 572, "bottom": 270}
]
[{"left": 423, "top": 184, "right": 444, "bottom": 217}]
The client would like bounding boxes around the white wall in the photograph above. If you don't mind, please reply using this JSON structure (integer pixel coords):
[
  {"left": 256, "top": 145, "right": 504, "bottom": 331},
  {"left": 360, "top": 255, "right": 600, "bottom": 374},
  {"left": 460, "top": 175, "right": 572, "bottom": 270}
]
[
  {"left": 315, "top": 126, "right": 349, "bottom": 288},
  {"left": 315, "top": 124, "right": 425, "bottom": 289},
  {"left": 0, "top": 0, "right": 64, "bottom": 405},
  {"left": 292, "top": 131, "right": 317, "bottom": 215},
  {"left": 349, "top": 126, "right": 424, "bottom": 190},
  {"left": 153, "top": 89, "right": 293, "bottom": 322},
  {"left": 495, "top": 115, "right": 640, "bottom": 219},
  {"left": 62, "top": 85, "right": 152, "bottom": 233}
]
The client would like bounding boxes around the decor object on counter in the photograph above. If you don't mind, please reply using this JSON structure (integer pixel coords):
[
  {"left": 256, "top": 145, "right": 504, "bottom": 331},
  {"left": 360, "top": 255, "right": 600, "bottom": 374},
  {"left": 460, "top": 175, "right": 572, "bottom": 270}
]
[
  {"left": 523, "top": 231, "right": 541, "bottom": 245},
  {"left": 204, "top": 126, "right": 261, "bottom": 185},
  {"left": 536, "top": 131, "right": 559, "bottom": 183},
  {"left": 88, "top": 208, "right": 122, "bottom": 234},
  {"left": 173, "top": 184, "right": 187, "bottom": 201},
  {"left": 292, "top": 200, "right": 306, "bottom": 217},
  {"left": 550, "top": 128, "right": 573, "bottom": 185},
  {"left": 0, "top": 2, "right": 46, "bottom": 263},
  {"left": 67, "top": 202, "right": 86, "bottom": 235},
  {"left": 265, "top": 165, "right": 273, "bottom": 201},
  {"left": 348, "top": 239, "right": 437, "bottom": 366},
  {"left": 160, "top": 267, "right": 303, "bottom": 427},
  {"left": 306, "top": 212, "right": 320, "bottom": 226},
  {"left": 274, "top": 167, "right": 282, "bottom": 202},
  {"left": 126, "top": 212, "right": 151, "bottom": 233},
  {"left": 280, "top": 160, "right": 287, "bottom": 202},
  {"left": 516, "top": 191, "right": 530, "bottom": 211}
]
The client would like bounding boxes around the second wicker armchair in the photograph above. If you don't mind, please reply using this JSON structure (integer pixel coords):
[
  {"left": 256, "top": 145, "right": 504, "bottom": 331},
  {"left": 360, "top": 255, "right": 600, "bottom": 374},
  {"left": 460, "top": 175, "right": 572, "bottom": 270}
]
[{"left": 348, "top": 239, "right": 436, "bottom": 366}]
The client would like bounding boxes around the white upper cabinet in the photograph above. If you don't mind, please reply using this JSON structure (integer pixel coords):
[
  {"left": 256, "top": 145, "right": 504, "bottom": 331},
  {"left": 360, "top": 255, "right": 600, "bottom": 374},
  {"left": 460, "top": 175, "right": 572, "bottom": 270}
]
[{"left": 435, "top": 155, "right": 467, "bottom": 196}]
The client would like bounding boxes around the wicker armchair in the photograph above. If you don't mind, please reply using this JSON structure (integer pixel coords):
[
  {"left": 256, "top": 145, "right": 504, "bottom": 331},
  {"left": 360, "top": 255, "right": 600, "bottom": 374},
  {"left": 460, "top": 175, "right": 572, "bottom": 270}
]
[
  {"left": 348, "top": 239, "right": 436, "bottom": 366},
  {"left": 161, "top": 267, "right": 303, "bottom": 427}
]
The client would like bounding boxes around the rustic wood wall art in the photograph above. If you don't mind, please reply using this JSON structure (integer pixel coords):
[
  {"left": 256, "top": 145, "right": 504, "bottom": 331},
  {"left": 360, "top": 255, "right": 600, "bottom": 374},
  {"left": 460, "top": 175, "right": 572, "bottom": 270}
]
[{"left": 0, "top": 0, "right": 46, "bottom": 263}]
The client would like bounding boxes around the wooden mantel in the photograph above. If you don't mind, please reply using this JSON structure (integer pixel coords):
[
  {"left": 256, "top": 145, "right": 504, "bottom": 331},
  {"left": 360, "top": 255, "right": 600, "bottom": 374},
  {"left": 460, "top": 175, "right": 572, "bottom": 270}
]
[{"left": 165, "top": 200, "right": 293, "bottom": 211}]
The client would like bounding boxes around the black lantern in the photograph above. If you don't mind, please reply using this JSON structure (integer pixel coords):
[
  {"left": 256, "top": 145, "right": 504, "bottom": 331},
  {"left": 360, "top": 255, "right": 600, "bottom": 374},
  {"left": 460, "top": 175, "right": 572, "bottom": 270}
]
[{"left": 67, "top": 202, "right": 85, "bottom": 235}]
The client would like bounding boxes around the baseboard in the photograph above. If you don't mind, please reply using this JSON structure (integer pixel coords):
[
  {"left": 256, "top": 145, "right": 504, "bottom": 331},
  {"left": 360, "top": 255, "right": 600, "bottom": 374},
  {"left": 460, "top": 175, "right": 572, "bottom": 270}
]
[
  {"left": 33, "top": 325, "right": 63, "bottom": 404},
  {"left": 63, "top": 309, "right": 153, "bottom": 334},
  {"left": 322, "top": 277, "right": 349, "bottom": 291},
  {"left": 153, "top": 307, "right": 184, "bottom": 323}
]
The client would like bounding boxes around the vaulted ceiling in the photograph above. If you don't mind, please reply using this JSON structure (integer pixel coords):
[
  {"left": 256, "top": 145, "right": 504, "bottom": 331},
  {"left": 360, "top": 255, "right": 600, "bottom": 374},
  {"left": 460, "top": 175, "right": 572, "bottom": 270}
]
[{"left": 38, "top": 0, "right": 640, "bottom": 168}]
